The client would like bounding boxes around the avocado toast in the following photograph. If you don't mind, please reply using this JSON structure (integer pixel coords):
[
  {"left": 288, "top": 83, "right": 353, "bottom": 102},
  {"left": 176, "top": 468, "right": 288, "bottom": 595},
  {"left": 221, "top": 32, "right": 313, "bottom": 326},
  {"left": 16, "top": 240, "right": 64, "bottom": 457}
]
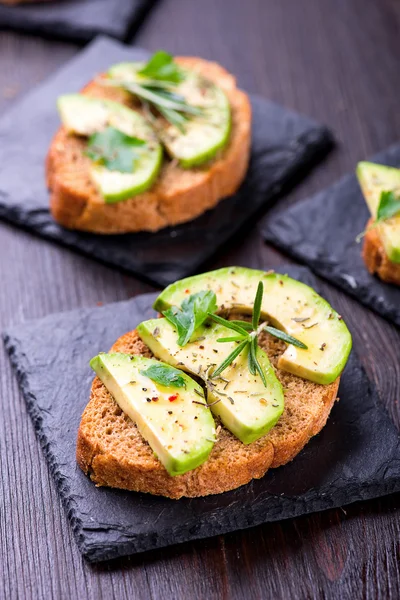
[
  {"left": 357, "top": 162, "right": 400, "bottom": 285},
  {"left": 47, "top": 52, "right": 251, "bottom": 233},
  {"left": 77, "top": 267, "right": 352, "bottom": 499}
]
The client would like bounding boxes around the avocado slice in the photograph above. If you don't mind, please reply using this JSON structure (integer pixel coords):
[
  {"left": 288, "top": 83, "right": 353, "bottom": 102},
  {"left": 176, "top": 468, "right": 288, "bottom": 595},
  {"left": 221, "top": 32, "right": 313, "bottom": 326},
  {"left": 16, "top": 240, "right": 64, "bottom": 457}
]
[
  {"left": 108, "top": 62, "right": 231, "bottom": 168},
  {"left": 137, "top": 319, "right": 284, "bottom": 444},
  {"left": 90, "top": 353, "right": 215, "bottom": 476},
  {"left": 357, "top": 161, "right": 400, "bottom": 263},
  {"left": 57, "top": 94, "right": 162, "bottom": 203},
  {"left": 153, "top": 267, "right": 352, "bottom": 385}
]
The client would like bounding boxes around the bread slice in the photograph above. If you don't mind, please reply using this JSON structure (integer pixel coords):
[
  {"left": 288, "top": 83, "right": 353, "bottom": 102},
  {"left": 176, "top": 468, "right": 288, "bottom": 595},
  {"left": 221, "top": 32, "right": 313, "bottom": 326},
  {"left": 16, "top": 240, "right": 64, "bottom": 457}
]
[
  {"left": 363, "top": 218, "right": 400, "bottom": 285},
  {"left": 77, "top": 328, "right": 340, "bottom": 499},
  {"left": 46, "top": 57, "right": 252, "bottom": 234}
]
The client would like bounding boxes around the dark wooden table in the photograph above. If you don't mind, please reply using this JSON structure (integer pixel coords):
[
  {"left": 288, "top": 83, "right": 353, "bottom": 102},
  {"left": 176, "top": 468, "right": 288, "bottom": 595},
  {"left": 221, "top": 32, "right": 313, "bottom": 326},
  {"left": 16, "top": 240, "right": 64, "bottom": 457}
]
[{"left": 1, "top": 1, "right": 400, "bottom": 598}]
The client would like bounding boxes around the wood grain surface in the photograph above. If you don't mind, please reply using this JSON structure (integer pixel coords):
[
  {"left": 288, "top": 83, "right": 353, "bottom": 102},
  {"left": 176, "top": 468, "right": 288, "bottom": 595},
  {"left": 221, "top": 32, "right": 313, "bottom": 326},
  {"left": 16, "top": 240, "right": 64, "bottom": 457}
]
[{"left": 1, "top": 0, "right": 400, "bottom": 598}]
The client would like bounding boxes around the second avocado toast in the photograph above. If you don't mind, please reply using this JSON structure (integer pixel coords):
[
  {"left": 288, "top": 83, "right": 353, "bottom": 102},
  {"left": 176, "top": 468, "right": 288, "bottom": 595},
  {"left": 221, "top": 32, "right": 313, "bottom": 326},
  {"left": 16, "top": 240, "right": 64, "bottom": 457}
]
[
  {"left": 77, "top": 267, "right": 352, "bottom": 499},
  {"left": 357, "top": 161, "right": 400, "bottom": 285},
  {"left": 47, "top": 50, "right": 251, "bottom": 234}
]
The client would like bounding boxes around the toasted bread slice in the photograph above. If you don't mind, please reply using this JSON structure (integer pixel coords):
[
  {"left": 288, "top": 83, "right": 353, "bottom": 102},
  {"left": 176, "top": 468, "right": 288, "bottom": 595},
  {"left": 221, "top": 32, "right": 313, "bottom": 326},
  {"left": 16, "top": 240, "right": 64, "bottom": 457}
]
[
  {"left": 77, "top": 327, "right": 339, "bottom": 499},
  {"left": 363, "top": 218, "right": 400, "bottom": 285},
  {"left": 46, "top": 57, "right": 252, "bottom": 234}
]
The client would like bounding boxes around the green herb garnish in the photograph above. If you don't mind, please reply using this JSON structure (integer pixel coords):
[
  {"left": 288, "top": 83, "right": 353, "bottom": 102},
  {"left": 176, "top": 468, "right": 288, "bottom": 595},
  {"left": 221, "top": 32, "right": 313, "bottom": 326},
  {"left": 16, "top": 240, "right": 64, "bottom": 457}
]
[
  {"left": 85, "top": 126, "right": 146, "bottom": 173},
  {"left": 140, "top": 363, "right": 186, "bottom": 388},
  {"left": 137, "top": 50, "right": 185, "bottom": 84},
  {"left": 104, "top": 51, "right": 203, "bottom": 132},
  {"left": 356, "top": 190, "right": 400, "bottom": 242},
  {"left": 163, "top": 290, "right": 218, "bottom": 347},
  {"left": 262, "top": 326, "right": 308, "bottom": 348},
  {"left": 208, "top": 282, "right": 307, "bottom": 386}
]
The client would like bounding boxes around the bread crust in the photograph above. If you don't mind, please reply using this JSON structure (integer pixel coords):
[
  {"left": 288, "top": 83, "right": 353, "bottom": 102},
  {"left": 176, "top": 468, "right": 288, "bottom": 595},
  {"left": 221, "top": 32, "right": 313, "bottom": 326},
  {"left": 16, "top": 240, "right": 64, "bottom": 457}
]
[
  {"left": 47, "top": 57, "right": 252, "bottom": 234},
  {"left": 363, "top": 218, "right": 400, "bottom": 285},
  {"left": 77, "top": 329, "right": 339, "bottom": 499}
]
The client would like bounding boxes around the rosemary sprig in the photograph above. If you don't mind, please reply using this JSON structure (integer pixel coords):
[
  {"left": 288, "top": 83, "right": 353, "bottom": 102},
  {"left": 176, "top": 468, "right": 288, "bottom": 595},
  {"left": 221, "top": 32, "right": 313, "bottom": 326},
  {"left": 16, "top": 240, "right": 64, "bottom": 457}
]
[
  {"left": 263, "top": 326, "right": 308, "bottom": 349},
  {"left": 229, "top": 320, "right": 253, "bottom": 331},
  {"left": 211, "top": 339, "right": 248, "bottom": 379},
  {"left": 104, "top": 51, "right": 203, "bottom": 133},
  {"left": 207, "top": 282, "right": 308, "bottom": 385},
  {"left": 249, "top": 335, "right": 267, "bottom": 387},
  {"left": 216, "top": 335, "right": 246, "bottom": 343},
  {"left": 252, "top": 281, "right": 263, "bottom": 330},
  {"left": 208, "top": 313, "right": 249, "bottom": 337}
]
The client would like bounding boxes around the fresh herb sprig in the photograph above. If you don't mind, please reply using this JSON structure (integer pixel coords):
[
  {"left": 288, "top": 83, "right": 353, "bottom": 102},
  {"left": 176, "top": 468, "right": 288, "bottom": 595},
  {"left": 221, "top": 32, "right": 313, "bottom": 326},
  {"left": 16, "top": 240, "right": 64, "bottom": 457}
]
[
  {"left": 137, "top": 50, "right": 185, "bottom": 84},
  {"left": 140, "top": 363, "right": 186, "bottom": 388},
  {"left": 85, "top": 126, "right": 146, "bottom": 173},
  {"left": 356, "top": 190, "right": 400, "bottom": 242},
  {"left": 208, "top": 282, "right": 308, "bottom": 386},
  {"left": 104, "top": 51, "right": 203, "bottom": 132},
  {"left": 163, "top": 290, "right": 217, "bottom": 347}
]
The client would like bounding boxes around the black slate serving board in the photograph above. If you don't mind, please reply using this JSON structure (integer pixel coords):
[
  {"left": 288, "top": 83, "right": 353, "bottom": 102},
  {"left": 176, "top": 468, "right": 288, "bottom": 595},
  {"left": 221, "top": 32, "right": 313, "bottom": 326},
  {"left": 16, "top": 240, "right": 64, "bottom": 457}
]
[
  {"left": 4, "top": 265, "right": 400, "bottom": 563},
  {"left": 0, "top": 0, "right": 157, "bottom": 43},
  {"left": 262, "top": 145, "right": 400, "bottom": 327},
  {"left": 0, "top": 36, "right": 333, "bottom": 288}
]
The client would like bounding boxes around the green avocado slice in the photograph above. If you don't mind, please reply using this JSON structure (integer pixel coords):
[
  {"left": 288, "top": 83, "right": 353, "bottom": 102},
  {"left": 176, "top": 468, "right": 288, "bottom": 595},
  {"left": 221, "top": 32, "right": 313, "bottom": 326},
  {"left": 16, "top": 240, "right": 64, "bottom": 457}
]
[
  {"left": 137, "top": 319, "right": 284, "bottom": 444},
  {"left": 108, "top": 62, "right": 231, "bottom": 168},
  {"left": 57, "top": 94, "right": 162, "bottom": 203},
  {"left": 90, "top": 353, "right": 215, "bottom": 476},
  {"left": 357, "top": 161, "right": 400, "bottom": 263},
  {"left": 153, "top": 267, "right": 352, "bottom": 385}
]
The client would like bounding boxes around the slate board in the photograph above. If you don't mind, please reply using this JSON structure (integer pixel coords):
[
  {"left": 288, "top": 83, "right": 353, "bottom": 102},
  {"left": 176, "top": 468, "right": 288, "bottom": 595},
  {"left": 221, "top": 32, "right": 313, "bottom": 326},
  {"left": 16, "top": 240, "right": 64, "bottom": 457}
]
[
  {"left": 4, "top": 264, "right": 400, "bottom": 563},
  {"left": 262, "top": 145, "right": 400, "bottom": 327},
  {"left": 0, "top": 0, "right": 157, "bottom": 43},
  {"left": 0, "top": 36, "right": 333, "bottom": 288}
]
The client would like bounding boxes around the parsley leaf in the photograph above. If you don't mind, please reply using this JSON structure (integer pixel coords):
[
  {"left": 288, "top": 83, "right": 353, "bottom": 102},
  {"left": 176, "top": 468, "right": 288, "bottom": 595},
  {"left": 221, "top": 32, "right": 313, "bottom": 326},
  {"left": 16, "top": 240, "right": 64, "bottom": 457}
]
[
  {"left": 376, "top": 190, "right": 400, "bottom": 222},
  {"left": 138, "top": 50, "right": 184, "bottom": 84},
  {"left": 163, "top": 290, "right": 217, "bottom": 347},
  {"left": 140, "top": 363, "right": 186, "bottom": 388},
  {"left": 85, "top": 126, "right": 146, "bottom": 173}
]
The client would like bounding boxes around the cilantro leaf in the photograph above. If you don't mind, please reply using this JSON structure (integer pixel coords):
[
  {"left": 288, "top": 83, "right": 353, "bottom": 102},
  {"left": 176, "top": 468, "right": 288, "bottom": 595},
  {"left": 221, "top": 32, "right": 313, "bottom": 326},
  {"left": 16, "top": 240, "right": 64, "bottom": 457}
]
[
  {"left": 163, "top": 290, "right": 217, "bottom": 347},
  {"left": 85, "top": 126, "right": 146, "bottom": 173},
  {"left": 138, "top": 50, "right": 184, "bottom": 84},
  {"left": 376, "top": 190, "right": 400, "bottom": 222},
  {"left": 140, "top": 363, "right": 186, "bottom": 388}
]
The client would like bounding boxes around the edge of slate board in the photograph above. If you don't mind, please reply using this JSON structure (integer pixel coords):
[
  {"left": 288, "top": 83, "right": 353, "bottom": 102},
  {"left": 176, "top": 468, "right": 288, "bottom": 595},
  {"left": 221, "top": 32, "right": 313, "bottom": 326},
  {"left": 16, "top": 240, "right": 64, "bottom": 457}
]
[
  {"left": 3, "top": 265, "right": 400, "bottom": 562},
  {"left": 0, "top": 0, "right": 158, "bottom": 43}
]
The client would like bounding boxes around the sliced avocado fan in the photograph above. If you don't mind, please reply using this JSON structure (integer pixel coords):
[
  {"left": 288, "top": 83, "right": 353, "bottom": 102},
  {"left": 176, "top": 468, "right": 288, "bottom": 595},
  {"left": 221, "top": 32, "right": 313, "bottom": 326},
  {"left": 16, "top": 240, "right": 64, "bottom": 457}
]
[
  {"left": 108, "top": 59, "right": 231, "bottom": 168},
  {"left": 90, "top": 353, "right": 215, "bottom": 476},
  {"left": 153, "top": 267, "right": 352, "bottom": 385},
  {"left": 57, "top": 94, "right": 162, "bottom": 203},
  {"left": 137, "top": 319, "right": 284, "bottom": 444},
  {"left": 357, "top": 161, "right": 400, "bottom": 263}
]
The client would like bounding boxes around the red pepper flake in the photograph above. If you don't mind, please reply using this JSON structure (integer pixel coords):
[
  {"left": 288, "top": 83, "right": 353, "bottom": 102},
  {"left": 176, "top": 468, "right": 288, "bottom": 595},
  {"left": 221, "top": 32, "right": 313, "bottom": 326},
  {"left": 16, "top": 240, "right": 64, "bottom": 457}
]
[
  {"left": 168, "top": 394, "right": 179, "bottom": 402},
  {"left": 152, "top": 397, "right": 159, "bottom": 402},
  {"left": 185, "top": 289, "right": 190, "bottom": 294}
]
